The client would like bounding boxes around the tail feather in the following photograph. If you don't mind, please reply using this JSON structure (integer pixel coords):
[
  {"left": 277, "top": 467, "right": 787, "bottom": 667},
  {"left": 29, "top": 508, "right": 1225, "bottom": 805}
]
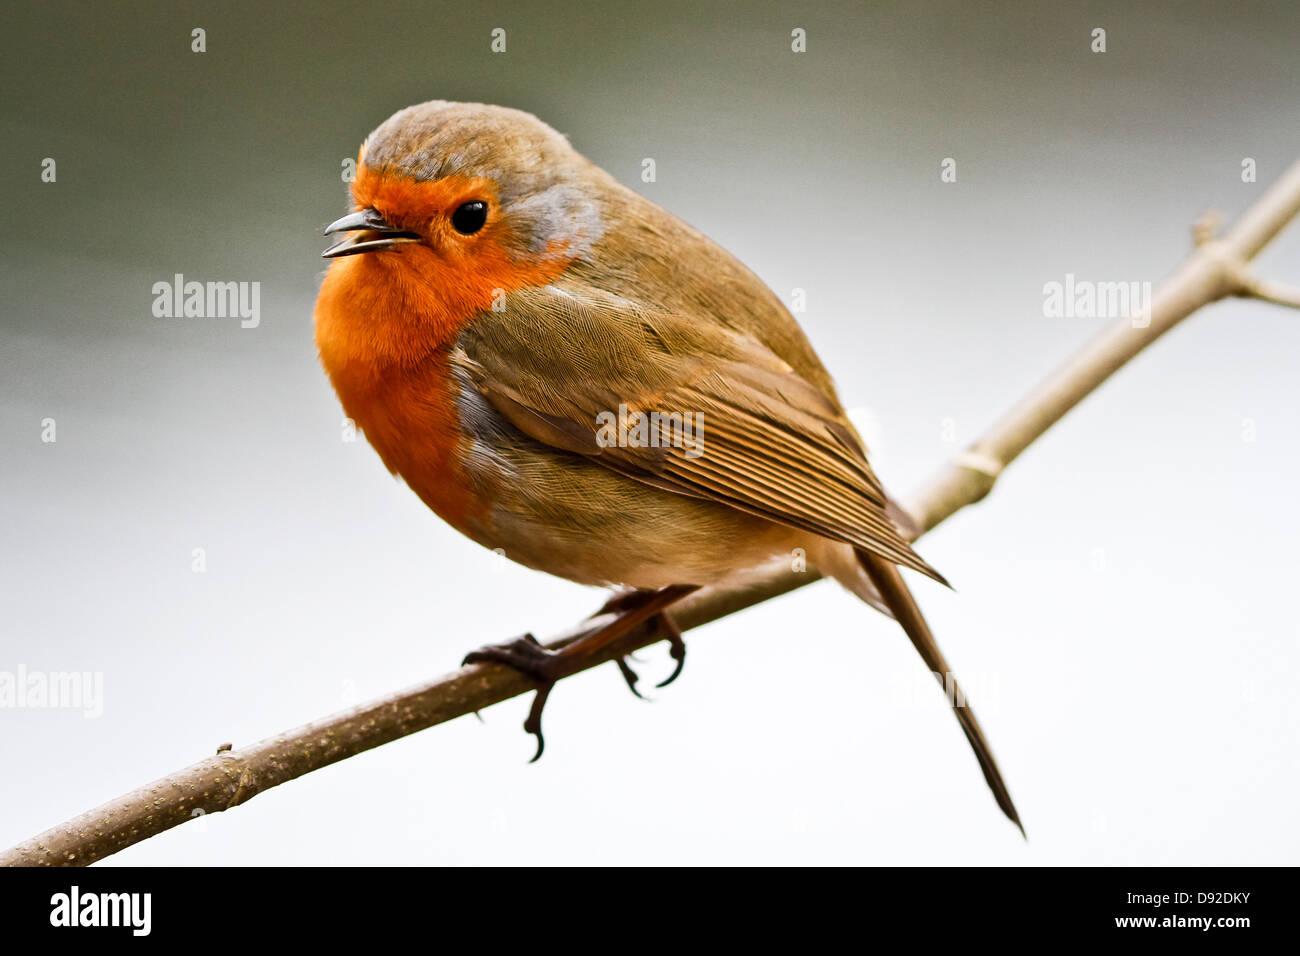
[{"left": 857, "top": 549, "right": 1025, "bottom": 836}]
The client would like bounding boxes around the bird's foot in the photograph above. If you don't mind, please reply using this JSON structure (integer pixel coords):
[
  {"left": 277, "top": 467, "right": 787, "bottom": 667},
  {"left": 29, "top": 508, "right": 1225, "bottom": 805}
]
[
  {"left": 463, "top": 634, "right": 568, "bottom": 762},
  {"left": 604, "top": 618, "right": 686, "bottom": 696},
  {"left": 464, "top": 584, "right": 699, "bottom": 761},
  {"left": 595, "top": 592, "right": 689, "bottom": 693}
]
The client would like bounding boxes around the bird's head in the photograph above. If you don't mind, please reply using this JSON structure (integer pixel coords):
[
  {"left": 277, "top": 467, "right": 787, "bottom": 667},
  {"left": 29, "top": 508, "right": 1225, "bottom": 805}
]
[
  {"left": 321, "top": 101, "right": 604, "bottom": 309},
  {"left": 316, "top": 102, "right": 610, "bottom": 368}
]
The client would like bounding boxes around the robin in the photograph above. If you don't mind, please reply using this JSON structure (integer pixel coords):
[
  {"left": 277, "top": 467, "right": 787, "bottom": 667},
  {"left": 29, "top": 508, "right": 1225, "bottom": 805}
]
[{"left": 315, "top": 100, "right": 1022, "bottom": 832}]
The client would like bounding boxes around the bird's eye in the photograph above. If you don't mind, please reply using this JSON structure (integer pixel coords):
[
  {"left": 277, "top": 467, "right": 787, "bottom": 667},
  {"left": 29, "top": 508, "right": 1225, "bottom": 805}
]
[{"left": 451, "top": 200, "right": 488, "bottom": 234}]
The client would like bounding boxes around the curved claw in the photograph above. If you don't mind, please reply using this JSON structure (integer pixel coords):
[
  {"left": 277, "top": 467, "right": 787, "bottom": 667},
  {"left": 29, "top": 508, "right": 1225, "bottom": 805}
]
[
  {"left": 616, "top": 657, "right": 648, "bottom": 700},
  {"left": 655, "top": 625, "right": 688, "bottom": 688},
  {"left": 523, "top": 682, "right": 552, "bottom": 763},
  {"left": 655, "top": 650, "right": 686, "bottom": 688}
]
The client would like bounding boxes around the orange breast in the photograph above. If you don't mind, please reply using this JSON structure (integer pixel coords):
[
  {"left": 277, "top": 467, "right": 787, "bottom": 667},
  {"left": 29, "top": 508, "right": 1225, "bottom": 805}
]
[
  {"left": 314, "top": 256, "right": 481, "bottom": 531},
  {"left": 346, "top": 360, "right": 483, "bottom": 531}
]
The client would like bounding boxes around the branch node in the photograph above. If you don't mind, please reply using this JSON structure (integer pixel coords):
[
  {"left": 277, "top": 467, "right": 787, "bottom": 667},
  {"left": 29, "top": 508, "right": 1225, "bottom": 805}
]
[
  {"left": 225, "top": 765, "right": 257, "bottom": 810},
  {"left": 954, "top": 448, "right": 1005, "bottom": 481},
  {"left": 1192, "top": 209, "right": 1222, "bottom": 247},
  {"left": 1192, "top": 209, "right": 1300, "bottom": 307},
  {"left": 949, "top": 448, "right": 1005, "bottom": 507},
  {"left": 1197, "top": 238, "right": 1259, "bottom": 298}
]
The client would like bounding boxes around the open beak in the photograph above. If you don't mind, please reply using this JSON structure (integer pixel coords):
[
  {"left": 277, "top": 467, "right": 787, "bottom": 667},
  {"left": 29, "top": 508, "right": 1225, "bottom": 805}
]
[{"left": 321, "top": 208, "right": 422, "bottom": 258}]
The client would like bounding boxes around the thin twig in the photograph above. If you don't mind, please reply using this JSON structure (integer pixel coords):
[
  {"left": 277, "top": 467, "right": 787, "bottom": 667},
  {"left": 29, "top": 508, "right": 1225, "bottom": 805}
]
[
  {"left": 4, "top": 159, "right": 1299, "bottom": 867},
  {"left": 1239, "top": 275, "right": 1300, "bottom": 309}
]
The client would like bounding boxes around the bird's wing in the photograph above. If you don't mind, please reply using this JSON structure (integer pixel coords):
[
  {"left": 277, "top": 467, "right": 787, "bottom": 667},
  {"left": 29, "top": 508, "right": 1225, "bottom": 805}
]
[{"left": 453, "top": 283, "right": 943, "bottom": 583}]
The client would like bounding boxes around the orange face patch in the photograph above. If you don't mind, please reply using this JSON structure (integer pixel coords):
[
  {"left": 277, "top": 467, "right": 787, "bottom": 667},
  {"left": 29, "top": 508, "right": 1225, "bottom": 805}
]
[
  {"left": 352, "top": 163, "right": 500, "bottom": 246},
  {"left": 317, "top": 162, "right": 573, "bottom": 371}
]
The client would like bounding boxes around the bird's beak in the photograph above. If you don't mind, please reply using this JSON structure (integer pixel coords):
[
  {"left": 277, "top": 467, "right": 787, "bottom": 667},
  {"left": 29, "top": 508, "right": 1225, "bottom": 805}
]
[{"left": 321, "top": 208, "right": 422, "bottom": 258}]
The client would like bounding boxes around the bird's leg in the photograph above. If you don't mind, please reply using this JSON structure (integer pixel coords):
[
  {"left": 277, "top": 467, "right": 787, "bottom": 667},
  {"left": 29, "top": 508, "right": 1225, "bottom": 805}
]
[
  {"left": 594, "top": 588, "right": 690, "bottom": 694},
  {"left": 597, "top": 587, "right": 646, "bottom": 694},
  {"left": 463, "top": 584, "right": 698, "bottom": 761}
]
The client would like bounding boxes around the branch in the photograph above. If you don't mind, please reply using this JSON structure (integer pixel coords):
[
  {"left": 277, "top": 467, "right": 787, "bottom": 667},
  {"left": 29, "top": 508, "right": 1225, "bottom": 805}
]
[{"left": 6, "top": 159, "right": 1300, "bottom": 867}]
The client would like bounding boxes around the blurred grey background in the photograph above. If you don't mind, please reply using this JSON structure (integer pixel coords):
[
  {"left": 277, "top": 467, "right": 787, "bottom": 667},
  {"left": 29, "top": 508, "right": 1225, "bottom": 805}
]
[{"left": 2, "top": 0, "right": 1297, "bottom": 864}]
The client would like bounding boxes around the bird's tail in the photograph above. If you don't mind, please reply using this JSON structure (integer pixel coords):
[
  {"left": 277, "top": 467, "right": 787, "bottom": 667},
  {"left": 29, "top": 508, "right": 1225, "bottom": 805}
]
[{"left": 856, "top": 548, "right": 1025, "bottom": 836}]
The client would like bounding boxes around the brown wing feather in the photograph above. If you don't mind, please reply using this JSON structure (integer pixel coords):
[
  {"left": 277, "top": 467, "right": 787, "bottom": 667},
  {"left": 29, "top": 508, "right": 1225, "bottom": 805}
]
[{"left": 454, "top": 284, "right": 945, "bottom": 584}]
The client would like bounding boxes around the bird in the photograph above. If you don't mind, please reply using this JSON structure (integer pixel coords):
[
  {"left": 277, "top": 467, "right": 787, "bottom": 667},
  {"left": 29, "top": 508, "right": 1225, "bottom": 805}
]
[{"left": 314, "top": 100, "right": 1023, "bottom": 833}]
